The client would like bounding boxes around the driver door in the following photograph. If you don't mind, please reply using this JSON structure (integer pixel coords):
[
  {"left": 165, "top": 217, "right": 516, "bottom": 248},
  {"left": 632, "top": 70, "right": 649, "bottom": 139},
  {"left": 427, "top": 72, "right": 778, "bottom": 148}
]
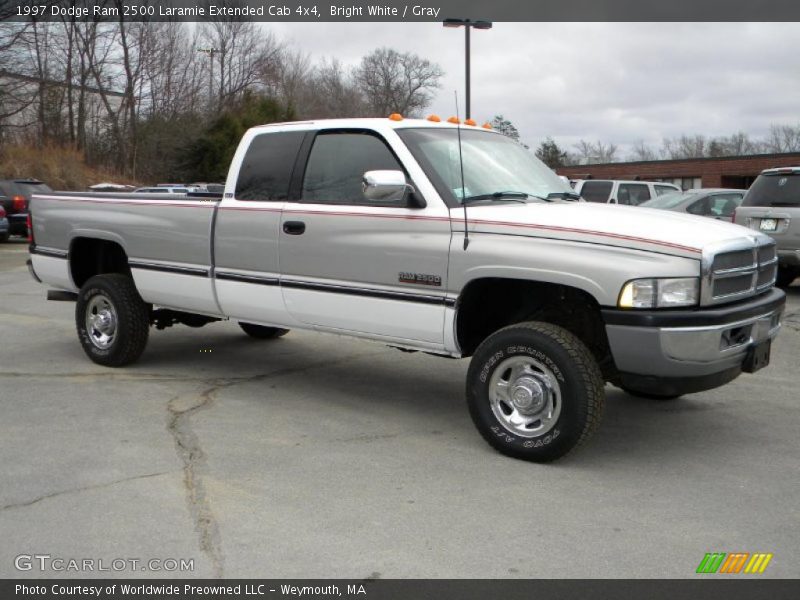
[{"left": 278, "top": 129, "right": 452, "bottom": 347}]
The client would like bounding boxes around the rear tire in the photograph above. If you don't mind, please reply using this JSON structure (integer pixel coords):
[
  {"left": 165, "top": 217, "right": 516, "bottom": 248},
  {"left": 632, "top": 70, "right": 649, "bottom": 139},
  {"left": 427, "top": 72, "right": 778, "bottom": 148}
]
[
  {"left": 238, "top": 322, "right": 289, "bottom": 340},
  {"left": 0, "top": 232, "right": 9, "bottom": 243},
  {"left": 76, "top": 274, "right": 150, "bottom": 367},
  {"left": 776, "top": 267, "right": 797, "bottom": 289},
  {"left": 466, "top": 321, "right": 604, "bottom": 462}
]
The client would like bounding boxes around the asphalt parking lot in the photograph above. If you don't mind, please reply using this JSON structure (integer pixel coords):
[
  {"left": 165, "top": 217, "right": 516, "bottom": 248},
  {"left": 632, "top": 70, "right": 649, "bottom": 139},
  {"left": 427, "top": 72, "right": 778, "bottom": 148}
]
[{"left": 1, "top": 237, "right": 798, "bottom": 579}]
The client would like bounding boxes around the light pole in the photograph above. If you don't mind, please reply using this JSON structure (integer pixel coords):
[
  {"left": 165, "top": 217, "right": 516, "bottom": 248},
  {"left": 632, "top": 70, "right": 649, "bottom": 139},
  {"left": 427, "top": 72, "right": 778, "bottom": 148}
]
[
  {"left": 196, "top": 47, "right": 218, "bottom": 110},
  {"left": 443, "top": 18, "right": 492, "bottom": 120}
]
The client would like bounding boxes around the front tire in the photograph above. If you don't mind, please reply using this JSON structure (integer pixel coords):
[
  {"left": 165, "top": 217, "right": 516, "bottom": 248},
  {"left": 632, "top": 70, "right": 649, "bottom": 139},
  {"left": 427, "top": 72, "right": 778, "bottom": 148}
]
[
  {"left": 466, "top": 322, "right": 604, "bottom": 462},
  {"left": 0, "top": 232, "right": 9, "bottom": 243},
  {"left": 238, "top": 322, "right": 289, "bottom": 339},
  {"left": 776, "top": 266, "right": 797, "bottom": 289},
  {"left": 76, "top": 274, "right": 150, "bottom": 367}
]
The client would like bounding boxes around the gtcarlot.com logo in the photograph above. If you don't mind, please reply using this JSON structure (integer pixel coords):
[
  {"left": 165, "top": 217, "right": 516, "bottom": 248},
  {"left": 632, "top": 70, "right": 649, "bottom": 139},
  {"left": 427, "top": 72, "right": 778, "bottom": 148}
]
[
  {"left": 696, "top": 552, "right": 773, "bottom": 574},
  {"left": 14, "top": 554, "right": 194, "bottom": 573}
]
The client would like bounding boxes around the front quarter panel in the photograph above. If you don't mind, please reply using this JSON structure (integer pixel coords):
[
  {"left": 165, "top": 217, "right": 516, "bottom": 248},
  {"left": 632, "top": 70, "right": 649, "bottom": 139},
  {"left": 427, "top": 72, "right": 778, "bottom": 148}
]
[{"left": 448, "top": 234, "right": 700, "bottom": 307}]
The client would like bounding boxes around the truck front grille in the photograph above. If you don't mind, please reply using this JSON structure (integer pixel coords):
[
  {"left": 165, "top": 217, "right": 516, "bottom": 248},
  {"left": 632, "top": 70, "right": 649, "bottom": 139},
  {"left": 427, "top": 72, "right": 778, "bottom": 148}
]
[{"left": 705, "top": 240, "right": 778, "bottom": 304}]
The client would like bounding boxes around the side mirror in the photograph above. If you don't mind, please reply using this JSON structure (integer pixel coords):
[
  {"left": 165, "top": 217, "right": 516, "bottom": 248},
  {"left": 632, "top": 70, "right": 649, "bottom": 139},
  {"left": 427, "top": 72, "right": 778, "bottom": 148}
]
[{"left": 362, "top": 170, "right": 415, "bottom": 204}]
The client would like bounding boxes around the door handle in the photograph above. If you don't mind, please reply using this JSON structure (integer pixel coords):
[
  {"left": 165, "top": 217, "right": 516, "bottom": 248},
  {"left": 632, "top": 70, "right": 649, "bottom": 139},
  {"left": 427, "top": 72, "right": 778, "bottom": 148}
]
[{"left": 283, "top": 221, "right": 306, "bottom": 235}]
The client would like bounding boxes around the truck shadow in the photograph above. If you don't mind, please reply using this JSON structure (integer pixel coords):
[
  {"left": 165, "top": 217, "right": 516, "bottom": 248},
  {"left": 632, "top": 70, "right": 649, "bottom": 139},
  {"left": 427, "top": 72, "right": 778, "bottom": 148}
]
[{"left": 136, "top": 325, "right": 758, "bottom": 468}]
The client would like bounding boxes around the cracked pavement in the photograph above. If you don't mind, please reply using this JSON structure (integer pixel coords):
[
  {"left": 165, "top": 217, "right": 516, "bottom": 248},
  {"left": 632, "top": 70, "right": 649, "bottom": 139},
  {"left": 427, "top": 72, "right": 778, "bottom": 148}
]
[{"left": 1, "top": 238, "right": 799, "bottom": 578}]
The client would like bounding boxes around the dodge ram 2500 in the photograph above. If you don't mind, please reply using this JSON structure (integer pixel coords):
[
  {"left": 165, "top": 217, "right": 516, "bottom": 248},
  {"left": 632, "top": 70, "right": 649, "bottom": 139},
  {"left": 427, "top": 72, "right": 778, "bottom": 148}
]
[{"left": 28, "top": 117, "right": 786, "bottom": 462}]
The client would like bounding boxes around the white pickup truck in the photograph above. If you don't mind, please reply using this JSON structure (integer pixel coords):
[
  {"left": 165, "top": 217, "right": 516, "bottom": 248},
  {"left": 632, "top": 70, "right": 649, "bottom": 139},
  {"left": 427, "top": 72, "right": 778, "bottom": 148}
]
[{"left": 28, "top": 117, "right": 786, "bottom": 462}]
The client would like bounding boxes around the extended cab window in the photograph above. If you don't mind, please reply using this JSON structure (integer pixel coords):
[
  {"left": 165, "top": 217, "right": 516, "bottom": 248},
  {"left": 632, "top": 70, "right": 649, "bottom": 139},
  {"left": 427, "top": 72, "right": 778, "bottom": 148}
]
[
  {"left": 235, "top": 131, "right": 305, "bottom": 201},
  {"left": 301, "top": 131, "right": 404, "bottom": 205},
  {"left": 580, "top": 181, "right": 612, "bottom": 203}
]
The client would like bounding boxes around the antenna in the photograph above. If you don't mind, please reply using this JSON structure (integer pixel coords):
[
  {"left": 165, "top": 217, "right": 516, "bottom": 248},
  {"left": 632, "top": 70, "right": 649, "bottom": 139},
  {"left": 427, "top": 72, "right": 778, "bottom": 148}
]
[{"left": 455, "top": 91, "right": 469, "bottom": 250}]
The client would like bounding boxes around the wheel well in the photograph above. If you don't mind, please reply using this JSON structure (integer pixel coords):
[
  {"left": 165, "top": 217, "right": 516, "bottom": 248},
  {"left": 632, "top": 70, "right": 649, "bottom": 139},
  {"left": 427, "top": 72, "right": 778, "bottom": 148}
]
[
  {"left": 69, "top": 238, "right": 131, "bottom": 288},
  {"left": 455, "top": 278, "right": 617, "bottom": 380}
]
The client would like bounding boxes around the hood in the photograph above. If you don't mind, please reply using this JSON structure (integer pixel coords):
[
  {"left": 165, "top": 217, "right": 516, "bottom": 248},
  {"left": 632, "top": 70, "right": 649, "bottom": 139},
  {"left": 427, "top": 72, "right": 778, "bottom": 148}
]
[{"left": 452, "top": 202, "right": 770, "bottom": 258}]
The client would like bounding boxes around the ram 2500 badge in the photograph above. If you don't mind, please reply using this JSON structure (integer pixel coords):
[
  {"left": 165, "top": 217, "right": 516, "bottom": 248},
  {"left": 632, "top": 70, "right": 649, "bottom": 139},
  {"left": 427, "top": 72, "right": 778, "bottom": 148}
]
[{"left": 27, "top": 117, "right": 786, "bottom": 462}]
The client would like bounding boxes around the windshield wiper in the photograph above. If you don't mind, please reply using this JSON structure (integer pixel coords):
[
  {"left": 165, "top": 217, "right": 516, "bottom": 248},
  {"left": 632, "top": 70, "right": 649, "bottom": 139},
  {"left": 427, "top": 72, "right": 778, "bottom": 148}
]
[
  {"left": 462, "top": 191, "right": 534, "bottom": 204},
  {"left": 546, "top": 191, "right": 582, "bottom": 201}
]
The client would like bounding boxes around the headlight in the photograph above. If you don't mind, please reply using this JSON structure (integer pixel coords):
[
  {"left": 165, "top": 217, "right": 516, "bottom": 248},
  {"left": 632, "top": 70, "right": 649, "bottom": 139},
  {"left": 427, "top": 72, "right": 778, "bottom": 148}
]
[{"left": 618, "top": 278, "right": 699, "bottom": 308}]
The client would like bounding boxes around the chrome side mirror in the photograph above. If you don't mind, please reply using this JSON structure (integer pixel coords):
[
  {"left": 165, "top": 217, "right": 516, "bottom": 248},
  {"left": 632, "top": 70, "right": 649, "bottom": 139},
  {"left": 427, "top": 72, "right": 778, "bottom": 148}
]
[{"left": 362, "top": 170, "right": 414, "bottom": 203}]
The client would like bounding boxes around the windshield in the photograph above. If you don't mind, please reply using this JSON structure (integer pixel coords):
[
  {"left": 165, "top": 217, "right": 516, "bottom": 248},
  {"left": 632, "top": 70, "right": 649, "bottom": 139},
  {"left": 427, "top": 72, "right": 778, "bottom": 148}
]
[
  {"left": 641, "top": 192, "right": 690, "bottom": 209},
  {"left": 397, "top": 128, "right": 573, "bottom": 205},
  {"left": 743, "top": 172, "right": 800, "bottom": 206}
]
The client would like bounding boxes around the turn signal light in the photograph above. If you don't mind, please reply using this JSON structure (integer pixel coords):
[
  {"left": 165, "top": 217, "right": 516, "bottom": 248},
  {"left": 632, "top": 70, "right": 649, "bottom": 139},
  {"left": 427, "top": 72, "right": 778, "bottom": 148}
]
[
  {"left": 447, "top": 116, "right": 460, "bottom": 124},
  {"left": 388, "top": 113, "right": 403, "bottom": 121},
  {"left": 427, "top": 115, "right": 441, "bottom": 122}
]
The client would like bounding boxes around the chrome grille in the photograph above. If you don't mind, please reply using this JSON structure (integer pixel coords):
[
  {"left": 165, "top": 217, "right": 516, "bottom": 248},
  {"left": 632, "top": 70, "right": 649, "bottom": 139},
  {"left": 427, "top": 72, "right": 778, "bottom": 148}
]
[{"left": 702, "top": 238, "right": 778, "bottom": 305}]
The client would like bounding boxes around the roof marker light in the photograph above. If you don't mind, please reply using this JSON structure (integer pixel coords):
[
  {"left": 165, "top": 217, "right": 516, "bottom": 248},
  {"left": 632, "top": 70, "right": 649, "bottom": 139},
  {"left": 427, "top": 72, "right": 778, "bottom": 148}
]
[
  {"left": 482, "top": 122, "right": 493, "bottom": 129},
  {"left": 447, "top": 116, "right": 461, "bottom": 124},
  {"left": 464, "top": 119, "right": 477, "bottom": 126},
  {"left": 427, "top": 115, "right": 441, "bottom": 122},
  {"left": 388, "top": 113, "right": 403, "bottom": 121}
]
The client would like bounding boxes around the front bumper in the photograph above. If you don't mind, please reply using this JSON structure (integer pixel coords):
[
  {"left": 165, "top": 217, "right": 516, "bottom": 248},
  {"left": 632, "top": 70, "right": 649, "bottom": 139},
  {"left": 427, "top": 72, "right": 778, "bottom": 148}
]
[{"left": 602, "top": 288, "right": 785, "bottom": 394}]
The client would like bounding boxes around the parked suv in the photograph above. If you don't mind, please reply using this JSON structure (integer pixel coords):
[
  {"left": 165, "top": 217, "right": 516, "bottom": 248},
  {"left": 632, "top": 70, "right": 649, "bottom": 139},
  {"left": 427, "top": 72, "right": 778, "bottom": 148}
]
[
  {"left": 0, "top": 179, "right": 52, "bottom": 238},
  {"left": 574, "top": 179, "right": 680, "bottom": 205},
  {"left": 735, "top": 167, "right": 800, "bottom": 287}
]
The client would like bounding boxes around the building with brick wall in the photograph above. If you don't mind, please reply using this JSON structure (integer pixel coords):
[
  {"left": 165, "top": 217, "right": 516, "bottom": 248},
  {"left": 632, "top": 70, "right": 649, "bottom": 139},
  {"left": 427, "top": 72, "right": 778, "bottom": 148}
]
[{"left": 556, "top": 152, "right": 800, "bottom": 190}]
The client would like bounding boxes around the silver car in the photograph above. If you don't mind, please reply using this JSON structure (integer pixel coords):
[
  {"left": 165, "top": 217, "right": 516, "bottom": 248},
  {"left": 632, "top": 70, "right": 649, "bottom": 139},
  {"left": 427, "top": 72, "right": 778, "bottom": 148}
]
[{"left": 640, "top": 188, "right": 745, "bottom": 222}]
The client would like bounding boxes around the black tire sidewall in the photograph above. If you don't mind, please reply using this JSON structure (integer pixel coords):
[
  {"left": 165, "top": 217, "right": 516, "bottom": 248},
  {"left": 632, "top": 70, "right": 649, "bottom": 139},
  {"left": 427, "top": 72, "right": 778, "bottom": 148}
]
[
  {"left": 467, "top": 326, "right": 595, "bottom": 461},
  {"left": 76, "top": 275, "right": 147, "bottom": 365}
]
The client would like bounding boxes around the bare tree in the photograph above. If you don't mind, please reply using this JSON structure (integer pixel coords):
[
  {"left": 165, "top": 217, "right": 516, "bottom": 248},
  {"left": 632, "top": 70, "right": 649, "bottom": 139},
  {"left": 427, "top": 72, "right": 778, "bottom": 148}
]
[
  {"left": 629, "top": 140, "right": 657, "bottom": 161},
  {"left": 198, "top": 20, "right": 282, "bottom": 110},
  {"left": 301, "top": 58, "right": 365, "bottom": 118},
  {"left": 764, "top": 124, "right": 800, "bottom": 153},
  {"left": 573, "top": 140, "right": 618, "bottom": 164},
  {"left": 354, "top": 48, "right": 443, "bottom": 117}
]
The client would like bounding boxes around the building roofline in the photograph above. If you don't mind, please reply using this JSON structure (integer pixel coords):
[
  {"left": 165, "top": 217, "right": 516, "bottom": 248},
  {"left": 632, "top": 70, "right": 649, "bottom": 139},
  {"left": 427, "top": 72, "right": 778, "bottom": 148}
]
[{"left": 559, "top": 151, "right": 800, "bottom": 170}]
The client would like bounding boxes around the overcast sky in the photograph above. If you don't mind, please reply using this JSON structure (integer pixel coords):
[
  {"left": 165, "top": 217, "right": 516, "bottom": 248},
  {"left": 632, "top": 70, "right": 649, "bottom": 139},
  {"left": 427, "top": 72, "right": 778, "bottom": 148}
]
[{"left": 268, "top": 22, "right": 800, "bottom": 157}]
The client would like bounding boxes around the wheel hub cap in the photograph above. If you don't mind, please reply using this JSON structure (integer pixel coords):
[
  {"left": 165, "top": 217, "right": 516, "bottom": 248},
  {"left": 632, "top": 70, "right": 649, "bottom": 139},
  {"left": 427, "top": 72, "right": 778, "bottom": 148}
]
[
  {"left": 511, "top": 376, "right": 545, "bottom": 413},
  {"left": 488, "top": 356, "right": 562, "bottom": 438},
  {"left": 85, "top": 294, "right": 118, "bottom": 350}
]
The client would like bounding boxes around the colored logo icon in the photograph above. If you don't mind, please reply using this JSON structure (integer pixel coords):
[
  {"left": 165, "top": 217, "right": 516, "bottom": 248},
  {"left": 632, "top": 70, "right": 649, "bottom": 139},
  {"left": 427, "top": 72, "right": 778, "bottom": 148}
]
[{"left": 696, "top": 552, "right": 773, "bottom": 574}]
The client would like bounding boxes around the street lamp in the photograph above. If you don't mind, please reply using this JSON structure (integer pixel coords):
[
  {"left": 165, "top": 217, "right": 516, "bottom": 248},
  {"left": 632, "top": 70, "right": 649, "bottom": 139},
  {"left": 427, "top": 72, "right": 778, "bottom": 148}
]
[
  {"left": 443, "top": 18, "right": 493, "bottom": 120},
  {"left": 196, "top": 47, "right": 218, "bottom": 109}
]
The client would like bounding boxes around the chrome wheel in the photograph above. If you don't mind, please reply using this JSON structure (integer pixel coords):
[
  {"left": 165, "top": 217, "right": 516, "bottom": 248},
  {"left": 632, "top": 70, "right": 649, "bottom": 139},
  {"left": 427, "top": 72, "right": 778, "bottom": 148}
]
[
  {"left": 488, "top": 355, "right": 562, "bottom": 438},
  {"left": 85, "top": 294, "right": 118, "bottom": 350}
]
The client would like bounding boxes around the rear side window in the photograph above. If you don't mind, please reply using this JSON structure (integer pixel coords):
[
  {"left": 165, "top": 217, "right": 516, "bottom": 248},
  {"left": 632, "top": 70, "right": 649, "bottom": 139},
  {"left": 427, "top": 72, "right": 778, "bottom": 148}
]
[
  {"left": 235, "top": 131, "right": 306, "bottom": 201},
  {"left": 617, "top": 183, "right": 651, "bottom": 206},
  {"left": 301, "top": 131, "right": 404, "bottom": 205},
  {"left": 743, "top": 173, "right": 800, "bottom": 207},
  {"left": 579, "top": 181, "right": 612, "bottom": 203},
  {"left": 654, "top": 185, "right": 678, "bottom": 196}
]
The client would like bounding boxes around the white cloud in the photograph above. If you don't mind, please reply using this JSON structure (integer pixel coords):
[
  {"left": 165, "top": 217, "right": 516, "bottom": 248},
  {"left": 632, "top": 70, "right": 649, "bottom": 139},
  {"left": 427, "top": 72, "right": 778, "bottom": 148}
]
[{"left": 266, "top": 22, "right": 800, "bottom": 157}]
